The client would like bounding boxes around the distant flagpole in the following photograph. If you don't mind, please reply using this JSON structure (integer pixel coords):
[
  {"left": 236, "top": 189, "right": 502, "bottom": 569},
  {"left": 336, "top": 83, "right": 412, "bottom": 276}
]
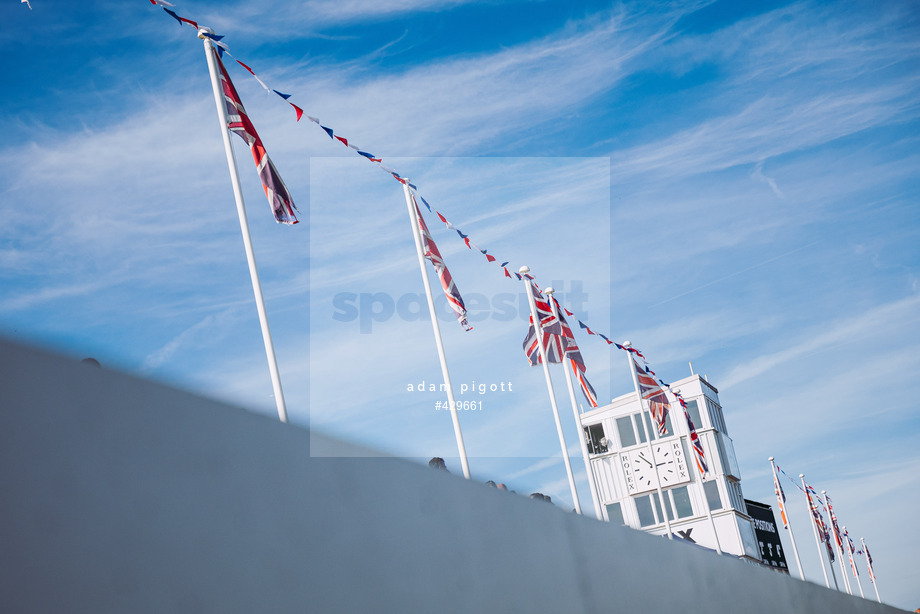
[
  {"left": 545, "top": 287, "right": 601, "bottom": 520},
  {"left": 200, "top": 31, "right": 288, "bottom": 423},
  {"left": 801, "top": 474, "right": 831, "bottom": 588},
  {"left": 521, "top": 268, "right": 581, "bottom": 513},
  {"left": 769, "top": 458, "right": 805, "bottom": 580},
  {"left": 861, "top": 537, "right": 881, "bottom": 603},
  {"left": 822, "top": 491, "right": 852, "bottom": 595},
  {"left": 403, "top": 184, "right": 470, "bottom": 479},
  {"left": 843, "top": 527, "right": 865, "bottom": 598},
  {"left": 625, "top": 344, "right": 673, "bottom": 540}
]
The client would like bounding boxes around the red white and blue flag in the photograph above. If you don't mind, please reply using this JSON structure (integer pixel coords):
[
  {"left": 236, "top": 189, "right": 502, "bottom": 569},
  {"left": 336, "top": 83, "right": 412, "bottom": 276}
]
[
  {"left": 215, "top": 50, "right": 298, "bottom": 224},
  {"left": 551, "top": 297, "right": 598, "bottom": 407},
  {"left": 805, "top": 483, "right": 835, "bottom": 562},
  {"left": 845, "top": 530, "right": 859, "bottom": 577},
  {"left": 633, "top": 358, "right": 670, "bottom": 436},
  {"left": 825, "top": 493, "right": 844, "bottom": 549},
  {"left": 570, "top": 361, "right": 598, "bottom": 408},
  {"left": 772, "top": 465, "right": 789, "bottom": 529},
  {"left": 865, "top": 543, "right": 876, "bottom": 583},
  {"left": 411, "top": 195, "right": 471, "bottom": 331},
  {"left": 683, "top": 406, "right": 707, "bottom": 474},
  {"left": 523, "top": 284, "right": 563, "bottom": 365}
]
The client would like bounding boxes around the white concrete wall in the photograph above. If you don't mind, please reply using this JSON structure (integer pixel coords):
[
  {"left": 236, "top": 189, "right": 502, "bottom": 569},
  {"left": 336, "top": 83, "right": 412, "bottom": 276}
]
[{"left": 0, "top": 339, "right": 906, "bottom": 613}]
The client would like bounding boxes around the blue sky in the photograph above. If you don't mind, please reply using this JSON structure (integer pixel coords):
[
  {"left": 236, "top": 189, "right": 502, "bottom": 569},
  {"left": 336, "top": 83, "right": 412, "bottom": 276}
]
[{"left": 2, "top": 0, "right": 918, "bottom": 608}]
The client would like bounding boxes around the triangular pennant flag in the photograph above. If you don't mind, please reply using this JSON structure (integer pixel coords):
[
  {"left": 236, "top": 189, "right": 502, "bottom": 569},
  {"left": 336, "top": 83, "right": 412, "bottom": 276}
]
[
  {"left": 485, "top": 254, "right": 496, "bottom": 263},
  {"left": 289, "top": 103, "right": 303, "bottom": 121},
  {"left": 163, "top": 8, "right": 197, "bottom": 28},
  {"left": 335, "top": 136, "right": 349, "bottom": 147},
  {"left": 274, "top": 90, "right": 292, "bottom": 100},
  {"left": 504, "top": 267, "right": 511, "bottom": 278},
  {"left": 321, "top": 126, "right": 334, "bottom": 139},
  {"left": 419, "top": 196, "right": 432, "bottom": 212}
]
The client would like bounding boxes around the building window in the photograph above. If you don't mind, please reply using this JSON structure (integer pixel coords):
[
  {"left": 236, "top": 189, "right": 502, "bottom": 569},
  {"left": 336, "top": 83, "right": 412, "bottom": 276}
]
[
  {"left": 636, "top": 494, "right": 656, "bottom": 527},
  {"left": 605, "top": 502, "right": 624, "bottom": 525},
  {"left": 704, "top": 480, "right": 722, "bottom": 511},
  {"left": 670, "top": 486, "right": 694, "bottom": 519},
  {"left": 726, "top": 479, "right": 746, "bottom": 512},
  {"left": 635, "top": 413, "right": 649, "bottom": 444},
  {"left": 640, "top": 411, "right": 674, "bottom": 440},
  {"left": 706, "top": 398, "right": 728, "bottom": 434},
  {"left": 616, "top": 416, "right": 637, "bottom": 448},
  {"left": 635, "top": 488, "right": 693, "bottom": 527},
  {"left": 684, "top": 399, "right": 704, "bottom": 431},
  {"left": 584, "top": 423, "right": 608, "bottom": 455},
  {"left": 617, "top": 411, "right": 676, "bottom": 449}
]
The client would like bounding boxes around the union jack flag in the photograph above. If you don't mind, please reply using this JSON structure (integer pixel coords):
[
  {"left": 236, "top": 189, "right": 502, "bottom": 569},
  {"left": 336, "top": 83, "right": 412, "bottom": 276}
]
[
  {"left": 553, "top": 298, "right": 586, "bottom": 372},
  {"left": 845, "top": 530, "right": 859, "bottom": 577},
  {"left": 571, "top": 361, "right": 598, "bottom": 407},
  {"left": 411, "top": 195, "right": 471, "bottom": 331},
  {"left": 523, "top": 284, "right": 563, "bottom": 365},
  {"left": 633, "top": 358, "right": 670, "bottom": 436},
  {"left": 772, "top": 465, "right": 789, "bottom": 529},
  {"left": 805, "top": 483, "right": 835, "bottom": 562},
  {"left": 215, "top": 50, "right": 298, "bottom": 224},
  {"left": 864, "top": 543, "right": 876, "bottom": 583},
  {"left": 825, "top": 493, "right": 844, "bottom": 549},
  {"left": 683, "top": 406, "right": 708, "bottom": 474},
  {"left": 555, "top": 304, "right": 598, "bottom": 407}
]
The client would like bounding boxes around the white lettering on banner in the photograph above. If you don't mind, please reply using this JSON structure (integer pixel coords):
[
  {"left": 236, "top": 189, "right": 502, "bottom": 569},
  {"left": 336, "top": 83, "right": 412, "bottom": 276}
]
[{"left": 752, "top": 518, "right": 776, "bottom": 533}]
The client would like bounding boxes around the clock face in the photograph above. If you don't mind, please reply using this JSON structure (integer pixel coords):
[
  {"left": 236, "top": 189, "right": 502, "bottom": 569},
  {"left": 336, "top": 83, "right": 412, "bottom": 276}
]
[
  {"left": 655, "top": 440, "right": 690, "bottom": 487},
  {"left": 621, "top": 440, "right": 691, "bottom": 495},
  {"left": 621, "top": 449, "right": 657, "bottom": 495}
]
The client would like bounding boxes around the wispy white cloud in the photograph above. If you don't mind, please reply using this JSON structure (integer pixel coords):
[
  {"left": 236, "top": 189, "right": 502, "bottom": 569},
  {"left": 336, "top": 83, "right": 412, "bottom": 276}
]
[{"left": 720, "top": 294, "right": 920, "bottom": 389}]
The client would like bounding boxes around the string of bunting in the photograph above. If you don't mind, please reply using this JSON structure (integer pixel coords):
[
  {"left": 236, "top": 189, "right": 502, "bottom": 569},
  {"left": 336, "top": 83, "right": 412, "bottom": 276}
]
[
  {"left": 148, "top": 0, "right": 713, "bottom": 412},
  {"left": 149, "top": 0, "right": 524, "bottom": 276}
]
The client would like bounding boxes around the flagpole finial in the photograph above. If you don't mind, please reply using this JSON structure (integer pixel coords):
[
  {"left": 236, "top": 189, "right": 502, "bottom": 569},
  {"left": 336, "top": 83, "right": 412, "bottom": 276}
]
[
  {"left": 623, "top": 340, "right": 632, "bottom": 348},
  {"left": 768, "top": 456, "right": 774, "bottom": 461},
  {"left": 197, "top": 26, "right": 215, "bottom": 39},
  {"left": 519, "top": 265, "right": 530, "bottom": 274},
  {"left": 545, "top": 286, "right": 555, "bottom": 295},
  {"left": 799, "top": 473, "right": 805, "bottom": 478},
  {"left": 822, "top": 489, "right": 827, "bottom": 494}
]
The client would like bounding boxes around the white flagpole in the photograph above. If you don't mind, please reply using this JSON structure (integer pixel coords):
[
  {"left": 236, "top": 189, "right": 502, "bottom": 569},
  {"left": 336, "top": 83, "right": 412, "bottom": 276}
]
[
  {"left": 770, "top": 458, "right": 805, "bottom": 581},
  {"left": 822, "top": 491, "right": 851, "bottom": 594},
  {"left": 801, "top": 474, "right": 831, "bottom": 588},
  {"left": 844, "top": 527, "right": 865, "bottom": 598},
  {"left": 624, "top": 344, "right": 673, "bottom": 540},
  {"left": 521, "top": 268, "right": 581, "bottom": 513},
  {"left": 403, "top": 184, "right": 470, "bottom": 479},
  {"left": 200, "top": 32, "right": 288, "bottom": 423},
  {"left": 670, "top": 387, "right": 721, "bottom": 554},
  {"left": 545, "top": 287, "right": 602, "bottom": 520},
  {"left": 861, "top": 537, "right": 881, "bottom": 603}
]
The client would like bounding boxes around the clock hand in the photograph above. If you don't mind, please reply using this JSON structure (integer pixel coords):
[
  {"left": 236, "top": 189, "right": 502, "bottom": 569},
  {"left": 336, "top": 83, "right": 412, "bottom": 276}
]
[{"left": 642, "top": 457, "right": 654, "bottom": 468}]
